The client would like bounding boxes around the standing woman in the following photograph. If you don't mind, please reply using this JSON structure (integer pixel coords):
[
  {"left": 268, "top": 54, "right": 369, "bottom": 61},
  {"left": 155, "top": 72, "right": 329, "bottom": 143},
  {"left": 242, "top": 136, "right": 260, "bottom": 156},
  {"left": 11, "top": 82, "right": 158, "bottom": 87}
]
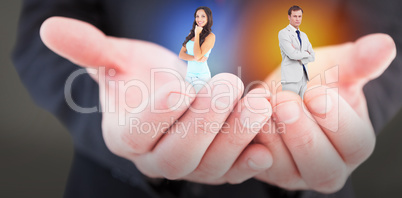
[{"left": 179, "top": 6, "right": 215, "bottom": 93}]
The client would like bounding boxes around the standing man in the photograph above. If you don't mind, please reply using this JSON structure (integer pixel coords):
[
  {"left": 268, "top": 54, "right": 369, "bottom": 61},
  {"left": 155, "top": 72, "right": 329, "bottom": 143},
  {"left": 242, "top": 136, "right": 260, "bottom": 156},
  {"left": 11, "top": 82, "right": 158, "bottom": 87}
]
[{"left": 279, "top": 5, "right": 315, "bottom": 99}]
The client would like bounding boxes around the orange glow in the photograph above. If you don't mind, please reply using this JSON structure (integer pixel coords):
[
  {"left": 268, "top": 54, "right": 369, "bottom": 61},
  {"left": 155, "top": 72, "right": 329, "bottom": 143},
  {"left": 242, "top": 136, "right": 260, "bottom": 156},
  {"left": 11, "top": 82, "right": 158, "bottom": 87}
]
[{"left": 236, "top": 1, "right": 360, "bottom": 83}]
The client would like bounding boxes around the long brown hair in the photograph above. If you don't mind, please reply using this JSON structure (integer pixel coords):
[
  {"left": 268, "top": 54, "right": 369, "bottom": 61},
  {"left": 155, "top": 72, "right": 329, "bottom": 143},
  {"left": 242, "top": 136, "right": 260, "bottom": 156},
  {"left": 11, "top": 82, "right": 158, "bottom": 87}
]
[{"left": 182, "top": 6, "right": 213, "bottom": 47}]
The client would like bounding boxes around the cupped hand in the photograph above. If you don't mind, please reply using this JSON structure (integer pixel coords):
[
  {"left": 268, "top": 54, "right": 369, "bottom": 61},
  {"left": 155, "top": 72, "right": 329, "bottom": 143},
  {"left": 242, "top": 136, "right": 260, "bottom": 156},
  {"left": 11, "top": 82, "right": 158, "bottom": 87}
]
[
  {"left": 40, "top": 17, "right": 274, "bottom": 184},
  {"left": 253, "top": 34, "right": 396, "bottom": 193}
]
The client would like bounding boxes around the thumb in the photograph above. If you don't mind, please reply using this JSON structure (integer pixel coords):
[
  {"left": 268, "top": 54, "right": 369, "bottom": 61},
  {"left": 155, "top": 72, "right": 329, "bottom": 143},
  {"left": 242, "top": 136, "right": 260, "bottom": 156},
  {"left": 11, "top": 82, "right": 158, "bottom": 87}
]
[
  {"left": 340, "top": 33, "right": 396, "bottom": 84},
  {"left": 40, "top": 16, "right": 112, "bottom": 68}
]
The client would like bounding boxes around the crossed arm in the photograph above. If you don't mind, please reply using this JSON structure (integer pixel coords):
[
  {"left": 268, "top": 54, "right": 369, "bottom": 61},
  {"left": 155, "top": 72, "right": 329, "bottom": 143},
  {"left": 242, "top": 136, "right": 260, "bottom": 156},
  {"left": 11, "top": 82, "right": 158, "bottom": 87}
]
[
  {"left": 279, "top": 31, "right": 314, "bottom": 63},
  {"left": 300, "top": 36, "right": 315, "bottom": 65},
  {"left": 179, "top": 46, "right": 208, "bottom": 62},
  {"left": 179, "top": 31, "right": 215, "bottom": 63}
]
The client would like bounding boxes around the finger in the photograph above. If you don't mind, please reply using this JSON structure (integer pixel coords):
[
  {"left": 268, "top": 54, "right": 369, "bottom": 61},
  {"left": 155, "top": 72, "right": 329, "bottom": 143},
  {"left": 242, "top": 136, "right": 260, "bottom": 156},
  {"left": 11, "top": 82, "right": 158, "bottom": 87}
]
[
  {"left": 254, "top": 119, "right": 308, "bottom": 190},
  {"left": 134, "top": 73, "right": 244, "bottom": 179},
  {"left": 264, "top": 34, "right": 396, "bottom": 89},
  {"left": 304, "top": 86, "right": 375, "bottom": 169},
  {"left": 40, "top": 16, "right": 186, "bottom": 77},
  {"left": 307, "top": 34, "right": 396, "bottom": 90},
  {"left": 40, "top": 16, "right": 112, "bottom": 68},
  {"left": 305, "top": 35, "right": 394, "bottom": 117},
  {"left": 224, "top": 144, "right": 273, "bottom": 184},
  {"left": 188, "top": 88, "right": 272, "bottom": 181},
  {"left": 103, "top": 80, "right": 196, "bottom": 158},
  {"left": 339, "top": 33, "right": 396, "bottom": 84},
  {"left": 272, "top": 91, "right": 347, "bottom": 193}
]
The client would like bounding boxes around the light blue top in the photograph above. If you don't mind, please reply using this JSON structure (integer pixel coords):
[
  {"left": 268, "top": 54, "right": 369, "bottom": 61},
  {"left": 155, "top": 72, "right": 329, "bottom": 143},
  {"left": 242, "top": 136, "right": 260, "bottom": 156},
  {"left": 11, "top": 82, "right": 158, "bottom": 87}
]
[{"left": 185, "top": 40, "right": 211, "bottom": 75}]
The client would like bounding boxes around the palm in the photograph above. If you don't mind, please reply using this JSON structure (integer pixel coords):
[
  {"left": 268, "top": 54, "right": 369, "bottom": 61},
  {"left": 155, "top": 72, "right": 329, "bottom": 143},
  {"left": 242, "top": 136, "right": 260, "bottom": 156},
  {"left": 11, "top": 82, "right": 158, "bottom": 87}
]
[
  {"left": 254, "top": 34, "right": 396, "bottom": 191},
  {"left": 40, "top": 16, "right": 188, "bottom": 120},
  {"left": 94, "top": 37, "right": 187, "bottom": 117},
  {"left": 41, "top": 16, "right": 194, "bottom": 160},
  {"left": 265, "top": 34, "right": 396, "bottom": 121},
  {"left": 41, "top": 17, "right": 397, "bottom": 191}
]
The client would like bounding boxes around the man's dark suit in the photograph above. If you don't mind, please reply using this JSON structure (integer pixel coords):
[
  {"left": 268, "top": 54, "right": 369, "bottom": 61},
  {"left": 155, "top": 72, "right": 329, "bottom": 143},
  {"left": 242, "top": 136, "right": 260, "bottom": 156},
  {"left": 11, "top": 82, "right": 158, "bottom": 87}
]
[{"left": 12, "top": 0, "right": 402, "bottom": 197}]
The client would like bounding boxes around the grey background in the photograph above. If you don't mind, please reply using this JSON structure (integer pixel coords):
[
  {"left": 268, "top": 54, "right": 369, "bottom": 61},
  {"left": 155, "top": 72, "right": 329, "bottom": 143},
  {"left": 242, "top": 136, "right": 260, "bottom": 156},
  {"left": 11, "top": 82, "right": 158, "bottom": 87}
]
[
  {"left": 0, "top": 1, "right": 72, "bottom": 197},
  {"left": 1, "top": 0, "right": 401, "bottom": 197}
]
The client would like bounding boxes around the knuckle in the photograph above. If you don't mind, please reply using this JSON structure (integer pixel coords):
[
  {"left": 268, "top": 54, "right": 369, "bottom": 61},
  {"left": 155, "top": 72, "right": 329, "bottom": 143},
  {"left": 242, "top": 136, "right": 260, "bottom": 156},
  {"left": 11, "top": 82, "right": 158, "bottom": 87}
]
[
  {"left": 227, "top": 132, "right": 253, "bottom": 147},
  {"left": 120, "top": 132, "right": 150, "bottom": 154},
  {"left": 273, "top": 172, "right": 302, "bottom": 189},
  {"left": 257, "top": 168, "right": 307, "bottom": 190},
  {"left": 193, "top": 163, "right": 225, "bottom": 181},
  {"left": 194, "top": 116, "right": 220, "bottom": 134},
  {"left": 226, "top": 177, "right": 246, "bottom": 185},
  {"left": 345, "top": 143, "right": 374, "bottom": 166},
  {"left": 102, "top": 127, "right": 126, "bottom": 157},
  {"left": 256, "top": 171, "right": 305, "bottom": 191},
  {"left": 103, "top": 135, "right": 122, "bottom": 156},
  {"left": 344, "top": 129, "right": 376, "bottom": 166},
  {"left": 154, "top": 151, "right": 199, "bottom": 180},
  {"left": 155, "top": 154, "right": 184, "bottom": 180},
  {"left": 309, "top": 167, "right": 347, "bottom": 194},
  {"left": 286, "top": 130, "right": 315, "bottom": 150},
  {"left": 103, "top": 118, "right": 153, "bottom": 156},
  {"left": 255, "top": 132, "right": 282, "bottom": 147}
]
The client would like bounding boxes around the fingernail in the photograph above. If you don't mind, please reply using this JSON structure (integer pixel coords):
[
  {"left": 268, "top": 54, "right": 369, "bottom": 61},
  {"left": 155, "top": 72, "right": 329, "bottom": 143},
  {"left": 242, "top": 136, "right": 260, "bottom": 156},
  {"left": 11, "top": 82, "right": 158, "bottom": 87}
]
[
  {"left": 167, "top": 92, "right": 191, "bottom": 111},
  {"left": 308, "top": 94, "right": 332, "bottom": 115},
  {"left": 247, "top": 159, "right": 260, "bottom": 170},
  {"left": 240, "top": 97, "right": 271, "bottom": 128},
  {"left": 274, "top": 101, "right": 300, "bottom": 124},
  {"left": 247, "top": 158, "right": 270, "bottom": 170}
]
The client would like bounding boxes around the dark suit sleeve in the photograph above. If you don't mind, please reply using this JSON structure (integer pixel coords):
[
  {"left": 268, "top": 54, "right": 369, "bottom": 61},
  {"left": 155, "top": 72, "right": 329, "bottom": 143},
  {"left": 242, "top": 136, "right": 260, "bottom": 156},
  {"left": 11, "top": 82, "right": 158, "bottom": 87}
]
[
  {"left": 364, "top": 54, "right": 402, "bottom": 134},
  {"left": 12, "top": 0, "right": 148, "bottom": 189},
  {"left": 349, "top": 0, "right": 402, "bottom": 134}
]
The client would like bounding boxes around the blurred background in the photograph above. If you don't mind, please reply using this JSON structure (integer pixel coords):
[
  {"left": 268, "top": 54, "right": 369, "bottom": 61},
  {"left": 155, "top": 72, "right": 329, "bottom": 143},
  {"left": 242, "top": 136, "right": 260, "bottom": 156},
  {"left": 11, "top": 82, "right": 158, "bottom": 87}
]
[
  {"left": 0, "top": 1, "right": 72, "bottom": 197},
  {"left": 1, "top": 0, "right": 401, "bottom": 197}
]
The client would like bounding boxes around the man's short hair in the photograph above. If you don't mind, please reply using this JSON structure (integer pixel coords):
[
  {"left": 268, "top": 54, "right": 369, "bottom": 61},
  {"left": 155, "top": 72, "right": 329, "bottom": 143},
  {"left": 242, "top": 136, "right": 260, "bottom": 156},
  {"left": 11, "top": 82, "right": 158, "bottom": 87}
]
[{"left": 288, "top": 5, "right": 303, "bottom": 15}]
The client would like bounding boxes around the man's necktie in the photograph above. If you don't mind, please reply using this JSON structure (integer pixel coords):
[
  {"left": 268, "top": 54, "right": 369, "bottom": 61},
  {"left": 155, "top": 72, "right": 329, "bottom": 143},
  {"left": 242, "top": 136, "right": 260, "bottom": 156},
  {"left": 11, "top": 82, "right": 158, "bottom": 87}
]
[
  {"left": 296, "top": 30, "right": 308, "bottom": 80},
  {"left": 296, "top": 30, "right": 302, "bottom": 48}
]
